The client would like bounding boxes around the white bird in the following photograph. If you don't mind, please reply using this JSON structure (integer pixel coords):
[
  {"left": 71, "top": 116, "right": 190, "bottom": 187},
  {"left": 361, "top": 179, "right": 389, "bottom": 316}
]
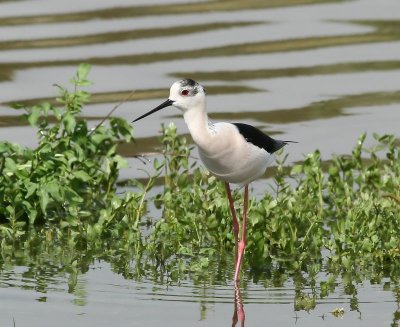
[{"left": 133, "top": 79, "right": 295, "bottom": 285}]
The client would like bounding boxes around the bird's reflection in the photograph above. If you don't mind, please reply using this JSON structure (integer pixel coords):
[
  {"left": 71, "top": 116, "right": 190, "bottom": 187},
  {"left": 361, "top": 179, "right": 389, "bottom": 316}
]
[{"left": 232, "top": 286, "right": 245, "bottom": 327}]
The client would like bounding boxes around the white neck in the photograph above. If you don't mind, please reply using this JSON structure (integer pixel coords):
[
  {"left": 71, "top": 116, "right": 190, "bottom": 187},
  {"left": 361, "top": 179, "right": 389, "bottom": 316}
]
[{"left": 183, "top": 106, "right": 212, "bottom": 149}]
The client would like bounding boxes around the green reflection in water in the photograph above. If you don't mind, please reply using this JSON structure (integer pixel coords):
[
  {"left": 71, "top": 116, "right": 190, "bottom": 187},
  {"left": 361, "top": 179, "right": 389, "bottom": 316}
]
[
  {"left": 0, "top": 68, "right": 12, "bottom": 82},
  {"left": 0, "top": 0, "right": 346, "bottom": 26},
  {"left": 1, "top": 84, "right": 261, "bottom": 108},
  {"left": 0, "top": 21, "right": 260, "bottom": 51},
  {"left": 208, "top": 90, "right": 400, "bottom": 124},
  {"left": 172, "top": 60, "right": 400, "bottom": 81}
]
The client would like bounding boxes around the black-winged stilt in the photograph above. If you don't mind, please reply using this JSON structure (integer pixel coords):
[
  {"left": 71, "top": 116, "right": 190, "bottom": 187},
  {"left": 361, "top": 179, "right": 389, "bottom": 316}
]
[{"left": 133, "top": 79, "right": 295, "bottom": 285}]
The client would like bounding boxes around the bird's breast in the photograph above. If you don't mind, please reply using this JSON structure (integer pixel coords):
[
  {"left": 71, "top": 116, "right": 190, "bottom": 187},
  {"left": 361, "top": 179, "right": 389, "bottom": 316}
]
[{"left": 196, "top": 123, "right": 273, "bottom": 185}]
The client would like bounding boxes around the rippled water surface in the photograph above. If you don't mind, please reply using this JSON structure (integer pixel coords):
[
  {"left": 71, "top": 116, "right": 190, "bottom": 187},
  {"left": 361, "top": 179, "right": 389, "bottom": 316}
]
[
  {"left": 1, "top": 261, "right": 399, "bottom": 327},
  {"left": 1, "top": 0, "right": 400, "bottom": 326}
]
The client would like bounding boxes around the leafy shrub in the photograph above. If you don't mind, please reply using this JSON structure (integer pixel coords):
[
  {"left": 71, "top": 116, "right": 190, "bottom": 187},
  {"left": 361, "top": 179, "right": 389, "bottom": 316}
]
[{"left": 0, "top": 64, "right": 141, "bottom": 240}]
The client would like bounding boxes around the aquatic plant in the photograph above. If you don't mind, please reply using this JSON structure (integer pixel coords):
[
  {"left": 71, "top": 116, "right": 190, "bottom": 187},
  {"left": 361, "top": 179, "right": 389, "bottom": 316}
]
[
  {"left": 0, "top": 64, "right": 142, "bottom": 238},
  {"left": 148, "top": 125, "right": 400, "bottom": 282}
]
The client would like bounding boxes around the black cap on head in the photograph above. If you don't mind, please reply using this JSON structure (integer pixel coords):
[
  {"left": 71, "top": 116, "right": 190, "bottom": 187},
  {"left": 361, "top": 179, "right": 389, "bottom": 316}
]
[{"left": 180, "top": 79, "right": 197, "bottom": 87}]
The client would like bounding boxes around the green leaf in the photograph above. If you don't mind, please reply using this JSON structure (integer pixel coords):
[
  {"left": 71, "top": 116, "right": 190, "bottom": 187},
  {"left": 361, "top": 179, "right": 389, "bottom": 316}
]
[
  {"left": 38, "top": 188, "right": 50, "bottom": 214},
  {"left": 11, "top": 103, "right": 25, "bottom": 110},
  {"left": 4, "top": 157, "right": 16, "bottom": 173},
  {"left": 25, "top": 182, "right": 38, "bottom": 198},
  {"left": 73, "top": 170, "right": 92, "bottom": 182},
  {"left": 91, "top": 133, "right": 110, "bottom": 145},
  {"left": 44, "top": 181, "right": 63, "bottom": 202},
  {"left": 0, "top": 141, "right": 11, "bottom": 153},
  {"left": 291, "top": 164, "right": 303, "bottom": 175},
  {"left": 62, "top": 113, "right": 76, "bottom": 134},
  {"left": 28, "top": 105, "right": 42, "bottom": 126},
  {"left": 63, "top": 186, "right": 83, "bottom": 204},
  {"left": 77, "top": 63, "right": 91, "bottom": 81}
]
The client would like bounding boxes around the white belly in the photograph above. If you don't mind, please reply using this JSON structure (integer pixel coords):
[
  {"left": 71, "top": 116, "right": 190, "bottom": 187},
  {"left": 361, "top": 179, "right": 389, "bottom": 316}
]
[{"left": 196, "top": 123, "right": 274, "bottom": 186}]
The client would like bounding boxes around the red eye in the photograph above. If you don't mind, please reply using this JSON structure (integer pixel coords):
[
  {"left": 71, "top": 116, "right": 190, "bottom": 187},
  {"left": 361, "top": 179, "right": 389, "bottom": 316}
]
[{"left": 181, "top": 89, "right": 189, "bottom": 96}]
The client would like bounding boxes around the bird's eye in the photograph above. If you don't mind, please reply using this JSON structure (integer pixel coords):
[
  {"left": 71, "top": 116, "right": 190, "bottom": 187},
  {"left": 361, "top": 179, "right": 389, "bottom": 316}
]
[{"left": 181, "top": 89, "right": 189, "bottom": 96}]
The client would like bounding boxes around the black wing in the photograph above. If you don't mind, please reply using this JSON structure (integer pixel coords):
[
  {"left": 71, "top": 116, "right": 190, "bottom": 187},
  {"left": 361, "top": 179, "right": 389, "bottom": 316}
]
[{"left": 232, "top": 123, "right": 290, "bottom": 154}]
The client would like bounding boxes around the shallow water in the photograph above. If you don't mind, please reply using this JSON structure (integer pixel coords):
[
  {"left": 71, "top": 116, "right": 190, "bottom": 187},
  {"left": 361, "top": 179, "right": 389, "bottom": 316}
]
[
  {"left": 1, "top": 0, "right": 400, "bottom": 326},
  {"left": 0, "top": 261, "right": 399, "bottom": 327}
]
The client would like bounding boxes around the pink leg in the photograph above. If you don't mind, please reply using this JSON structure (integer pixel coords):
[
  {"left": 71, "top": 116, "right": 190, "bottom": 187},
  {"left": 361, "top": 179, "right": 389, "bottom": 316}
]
[
  {"left": 225, "top": 182, "right": 239, "bottom": 265},
  {"left": 234, "top": 185, "right": 248, "bottom": 285}
]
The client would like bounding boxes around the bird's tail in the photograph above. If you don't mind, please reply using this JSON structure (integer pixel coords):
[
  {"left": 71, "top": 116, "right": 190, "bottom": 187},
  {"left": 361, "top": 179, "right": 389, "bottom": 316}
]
[{"left": 270, "top": 140, "right": 298, "bottom": 153}]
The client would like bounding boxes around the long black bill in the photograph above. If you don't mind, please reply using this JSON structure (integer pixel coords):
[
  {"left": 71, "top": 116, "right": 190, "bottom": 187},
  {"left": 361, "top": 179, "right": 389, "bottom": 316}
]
[{"left": 132, "top": 99, "right": 173, "bottom": 123}]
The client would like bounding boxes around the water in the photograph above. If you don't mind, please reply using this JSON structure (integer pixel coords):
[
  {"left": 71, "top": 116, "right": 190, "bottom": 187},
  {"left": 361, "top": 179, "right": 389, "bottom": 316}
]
[
  {"left": 0, "top": 261, "right": 398, "bottom": 327},
  {"left": 1, "top": 0, "right": 400, "bottom": 326}
]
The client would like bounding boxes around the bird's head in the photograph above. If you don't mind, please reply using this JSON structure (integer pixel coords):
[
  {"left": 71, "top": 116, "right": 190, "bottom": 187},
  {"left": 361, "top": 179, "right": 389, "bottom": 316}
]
[
  {"left": 132, "top": 79, "right": 206, "bottom": 123},
  {"left": 169, "top": 79, "right": 206, "bottom": 112}
]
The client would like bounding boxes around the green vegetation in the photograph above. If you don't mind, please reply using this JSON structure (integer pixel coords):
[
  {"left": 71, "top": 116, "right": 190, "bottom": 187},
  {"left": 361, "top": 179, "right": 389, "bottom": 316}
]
[
  {"left": 0, "top": 64, "right": 142, "bottom": 233},
  {"left": 0, "top": 66, "right": 399, "bottom": 311}
]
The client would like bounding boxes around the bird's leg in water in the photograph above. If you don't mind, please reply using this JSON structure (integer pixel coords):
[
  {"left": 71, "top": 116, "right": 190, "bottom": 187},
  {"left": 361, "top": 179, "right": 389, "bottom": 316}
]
[
  {"left": 225, "top": 182, "right": 239, "bottom": 265},
  {"left": 232, "top": 285, "right": 245, "bottom": 327},
  {"left": 234, "top": 185, "right": 248, "bottom": 285}
]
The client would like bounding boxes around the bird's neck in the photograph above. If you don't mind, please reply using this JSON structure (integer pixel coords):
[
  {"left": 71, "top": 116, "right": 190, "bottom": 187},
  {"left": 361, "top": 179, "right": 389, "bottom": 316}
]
[{"left": 183, "top": 107, "right": 212, "bottom": 148}]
